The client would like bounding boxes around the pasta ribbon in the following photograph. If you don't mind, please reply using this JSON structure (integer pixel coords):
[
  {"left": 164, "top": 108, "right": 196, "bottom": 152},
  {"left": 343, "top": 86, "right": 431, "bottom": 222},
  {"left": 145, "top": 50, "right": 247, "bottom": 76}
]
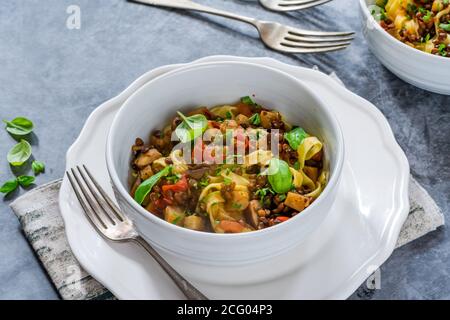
[
  {"left": 210, "top": 105, "right": 237, "bottom": 119},
  {"left": 290, "top": 167, "right": 303, "bottom": 188},
  {"left": 170, "top": 149, "right": 188, "bottom": 174},
  {"left": 304, "top": 170, "right": 328, "bottom": 199},
  {"left": 221, "top": 170, "right": 250, "bottom": 186},
  {"left": 243, "top": 150, "right": 273, "bottom": 167},
  {"left": 297, "top": 136, "right": 323, "bottom": 169}
]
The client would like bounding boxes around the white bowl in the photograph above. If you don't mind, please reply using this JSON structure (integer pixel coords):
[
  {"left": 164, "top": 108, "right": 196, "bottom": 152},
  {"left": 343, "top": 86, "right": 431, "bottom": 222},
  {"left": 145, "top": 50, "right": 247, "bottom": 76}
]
[
  {"left": 106, "top": 61, "right": 344, "bottom": 279},
  {"left": 359, "top": 0, "right": 450, "bottom": 95}
]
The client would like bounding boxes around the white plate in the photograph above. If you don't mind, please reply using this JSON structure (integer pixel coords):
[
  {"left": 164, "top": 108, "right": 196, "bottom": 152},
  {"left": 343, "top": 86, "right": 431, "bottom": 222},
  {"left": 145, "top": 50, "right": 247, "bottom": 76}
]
[{"left": 59, "top": 56, "right": 410, "bottom": 299}]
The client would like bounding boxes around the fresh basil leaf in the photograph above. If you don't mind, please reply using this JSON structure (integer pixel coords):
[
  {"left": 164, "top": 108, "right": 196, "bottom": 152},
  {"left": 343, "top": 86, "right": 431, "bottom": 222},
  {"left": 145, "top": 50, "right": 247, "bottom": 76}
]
[
  {"left": 32, "top": 160, "right": 45, "bottom": 175},
  {"left": 267, "top": 158, "right": 293, "bottom": 194},
  {"left": 17, "top": 175, "right": 35, "bottom": 187},
  {"left": 3, "top": 117, "right": 34, "bottom": 136},
  {"left": 284, "top": 127, "right": 308, "bottom": 151},
  {"left": 240, "top": 96, "right": 255, "bottom": 105},
  {"left": 439, "top": 23, "right": 450, "bottom": 32},
  {"left": 249, "top": 113, "right": 261, "bottom": 125},
  {"left": 134, "top": 166, "right": 172, "bottom": 205},
  {"left": 7, "top": 139, "right": 32, "bottom": 166},
  {"left": 175, "top": 112, "right": 208, "bottom": 143},
  {"left": 0, "top": 179, "right": 19, "bottom": 195}
]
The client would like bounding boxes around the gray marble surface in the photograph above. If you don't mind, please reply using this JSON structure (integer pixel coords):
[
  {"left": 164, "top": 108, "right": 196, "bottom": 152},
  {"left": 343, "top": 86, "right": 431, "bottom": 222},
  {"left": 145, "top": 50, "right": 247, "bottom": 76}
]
[{"left": 0, "top": 0, "right": 448, "bottom": 300}]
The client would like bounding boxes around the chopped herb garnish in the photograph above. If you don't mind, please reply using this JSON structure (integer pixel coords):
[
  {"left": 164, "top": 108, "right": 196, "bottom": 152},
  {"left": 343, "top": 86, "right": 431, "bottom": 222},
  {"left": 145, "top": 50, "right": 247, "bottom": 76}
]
[
  {"left": 225, "top": 111, "right": 233, "bottom": 119},
  {"left": 438, "top": 43, "right": 447, "bottom": 56},
  {"left": 223, "top": 177, "right": 232, "bottom": 185},
  {"left": 240, "top": 96, "right": 255, "bottom": 105},
  {"left": 439, "top": 23, "right": 450, "bottom": 32},
  {"left": 248, "top": 113, "right": 261, "bottom": 125},
  {"left": 172, "top": 216, "right": 182, "bottom": 225},
  {"left": 166, "top": 173, "right": 181, "bottom": 183},
  {"left": 199, "top": 176, "right": 209, "bottom": 188},
  {"left": 231, "top": 203, "right": 242, "bottom": 209},
  {"left": 255, "top": 187, "right": 275, "bottom": 203},
  {"left": 422, "top": 10, "right": 432, "bottom": 23}
]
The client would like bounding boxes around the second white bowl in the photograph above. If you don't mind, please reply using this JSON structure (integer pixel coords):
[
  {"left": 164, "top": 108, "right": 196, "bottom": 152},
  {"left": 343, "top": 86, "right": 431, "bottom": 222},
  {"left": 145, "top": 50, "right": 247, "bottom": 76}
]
[{"left": 359, "top": 0, "right": 450, "bottom": 95}]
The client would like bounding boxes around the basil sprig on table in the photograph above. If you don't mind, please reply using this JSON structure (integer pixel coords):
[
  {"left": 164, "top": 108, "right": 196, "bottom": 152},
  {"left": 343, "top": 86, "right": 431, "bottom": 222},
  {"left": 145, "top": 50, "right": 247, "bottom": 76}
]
[
  {"left": 7, "top": 139, "right": 32, "bottom": 166},
  {"left": 32, "top": 160, "right": 45, "bottom": 175},
  {"left": 134, "top": 165, "right": 173, "bottom": 205},
  {"left": 1, "top": 116, "right": 46, "bottom": 197},
  {"left": 284, "top": 127, "right": 308, "bottom": 150},
  {"left": 267, "top": 158, "right": 293, "bottom": 194},
  {"left": 175, "top": 112, "right": 208, "bottom": 143},
  {"left": 0, "top": 179, "right": 19, "bottom": 195},
  {"left": 3, "top": 117, "right": 34, "bottom": 136},
  {"left": 0, "top": 175, "right": 35, "bottom": 195},
  {"left": 17, "top": 175, "right": 35, "bottom": 187}
]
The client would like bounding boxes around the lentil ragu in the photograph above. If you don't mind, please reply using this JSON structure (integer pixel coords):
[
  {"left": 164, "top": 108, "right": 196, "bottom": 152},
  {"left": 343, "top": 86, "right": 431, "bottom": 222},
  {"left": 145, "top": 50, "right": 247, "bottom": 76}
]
[
  {"left": 371, "top": 0, "right": 450, "bottom": 57},
  {"left": 129, "top": 96, "right": 328, "bottom": 233}
]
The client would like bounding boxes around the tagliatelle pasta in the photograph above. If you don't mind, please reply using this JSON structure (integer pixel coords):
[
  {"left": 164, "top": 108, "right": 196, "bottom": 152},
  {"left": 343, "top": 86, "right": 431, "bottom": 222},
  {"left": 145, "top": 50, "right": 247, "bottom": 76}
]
[
  {"left": 371, "top": 0, "right": 450, "bottom": 57},
  {"left": 129, "top": 97, "right": 328, "bottom": 233}
]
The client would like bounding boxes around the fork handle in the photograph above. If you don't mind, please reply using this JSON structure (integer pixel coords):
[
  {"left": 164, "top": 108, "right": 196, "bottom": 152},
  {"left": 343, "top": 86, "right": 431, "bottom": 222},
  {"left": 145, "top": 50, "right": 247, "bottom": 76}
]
[
  {"left": 130, "top": 0, "right": 258, "bottom": 27},
  {"left": 133, "top": 236, "right": 208, "bottom": 300}
]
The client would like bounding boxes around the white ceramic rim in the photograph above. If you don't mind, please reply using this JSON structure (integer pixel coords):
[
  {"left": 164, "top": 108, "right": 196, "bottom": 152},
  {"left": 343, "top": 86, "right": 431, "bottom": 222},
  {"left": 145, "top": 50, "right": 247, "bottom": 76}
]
[
  {"left": 105, "top": 60, "right": 345, "bottom": 241},
  {"left": 359, "top": 0, "right": 450, "bottom": 63}
]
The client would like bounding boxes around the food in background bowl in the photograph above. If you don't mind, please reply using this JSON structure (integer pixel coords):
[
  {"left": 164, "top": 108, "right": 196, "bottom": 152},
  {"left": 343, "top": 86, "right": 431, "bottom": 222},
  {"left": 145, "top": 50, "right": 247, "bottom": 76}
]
[
  {"left": 370, "top": 0, "right": 450, "bottom": 57},
  {"left": 130, "top": 96, "right": 327, "bottom": 233}
]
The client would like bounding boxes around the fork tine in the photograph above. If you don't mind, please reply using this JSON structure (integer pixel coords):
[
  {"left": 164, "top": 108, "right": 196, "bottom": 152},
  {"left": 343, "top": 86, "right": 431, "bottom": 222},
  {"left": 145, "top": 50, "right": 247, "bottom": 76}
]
[
  {"left": 66, "top": 169, "right": 108, "bottom": 230},
  {"left": 277, "top": 43, "right": 350, "bottom": 53},
  {"left": 285, "top": 34, "right": 354, "bottom": 43},
  {"left": 75, "top": 166, "right": 119, "bottom": 225},
  {"left": 276, "top": 0, "right": 332, "bottom": 10},
  {"left": 281, "top": 39, "right": 351, "bottom": 48},
  {"left": 287, "top": 28, "right": 355, "bottom": 38},
  {"left": 82, "top": 164, "right": 125, "bottom": 222}
]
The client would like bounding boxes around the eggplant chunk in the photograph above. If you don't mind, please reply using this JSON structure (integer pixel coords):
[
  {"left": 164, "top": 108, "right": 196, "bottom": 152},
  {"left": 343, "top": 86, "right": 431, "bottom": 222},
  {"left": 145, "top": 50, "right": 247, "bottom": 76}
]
[
  {"left": 134, "top": 148, "right": 162, "bottom": 169},
  {"left": 139, "top": 165, "right": 154, "bottom": 180},
  {"left": 130, "top": 176, "right": 141, "bottom": 198},
  {"left": 164, "top": 206, "right": 185, "bottom": 226},
  {"left": 184, "top": 215, "right": 205, "bottom": 231},
  {"left": 260, "top": 111, "right": 280, "bottom": 129},
  {"left": 245, "top": 200, "right": 261, "bottom": 228},
  {"left": 235, "top": 114, "right": 249, "bottom": 126},
  {"left": 285, "top": 192, "right": 310, "bottom": 212}
]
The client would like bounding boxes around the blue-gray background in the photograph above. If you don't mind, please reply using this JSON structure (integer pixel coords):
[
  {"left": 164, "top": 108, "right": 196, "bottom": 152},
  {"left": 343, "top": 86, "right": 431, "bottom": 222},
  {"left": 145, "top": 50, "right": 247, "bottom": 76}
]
[{"left": 0, "top": 0, "right": 448, "bottom": 299}]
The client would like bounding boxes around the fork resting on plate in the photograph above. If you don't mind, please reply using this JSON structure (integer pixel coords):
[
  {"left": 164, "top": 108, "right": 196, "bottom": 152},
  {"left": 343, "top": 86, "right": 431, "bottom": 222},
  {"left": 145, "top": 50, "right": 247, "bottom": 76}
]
[
  {"left": 129, "top": 0, "right": 354, "bottom": 54},
  {"left": 67, "top": 165, "right": 208, "bottom": 300}
]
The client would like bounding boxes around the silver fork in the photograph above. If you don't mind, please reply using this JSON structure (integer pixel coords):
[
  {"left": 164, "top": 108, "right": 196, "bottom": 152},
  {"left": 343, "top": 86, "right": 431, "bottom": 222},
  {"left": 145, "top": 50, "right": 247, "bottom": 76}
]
[
  {"left": 260, "top": 0, "right": 333, "bottom": 12},
  {"left": 129, "top": 0, "right": 354, "bottom": 54},
  {"left": 66, "top": 165, "right": 208, "bottom": 300}
]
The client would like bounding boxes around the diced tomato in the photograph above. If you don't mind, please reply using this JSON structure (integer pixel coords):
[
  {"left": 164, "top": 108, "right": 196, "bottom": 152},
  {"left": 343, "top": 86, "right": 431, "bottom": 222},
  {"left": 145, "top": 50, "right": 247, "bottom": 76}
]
[
  {"left": 192, "top": 138, "right": 205, "bottom": 163},
  {"left": 218, "top": 220, "right": 245, "bottom": 233},
  {"left": 275, "top": 216, "right": 290, "bottom": 223},
  {"left": 162, "top": 175, "right": 188, "bottom": 193}
]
